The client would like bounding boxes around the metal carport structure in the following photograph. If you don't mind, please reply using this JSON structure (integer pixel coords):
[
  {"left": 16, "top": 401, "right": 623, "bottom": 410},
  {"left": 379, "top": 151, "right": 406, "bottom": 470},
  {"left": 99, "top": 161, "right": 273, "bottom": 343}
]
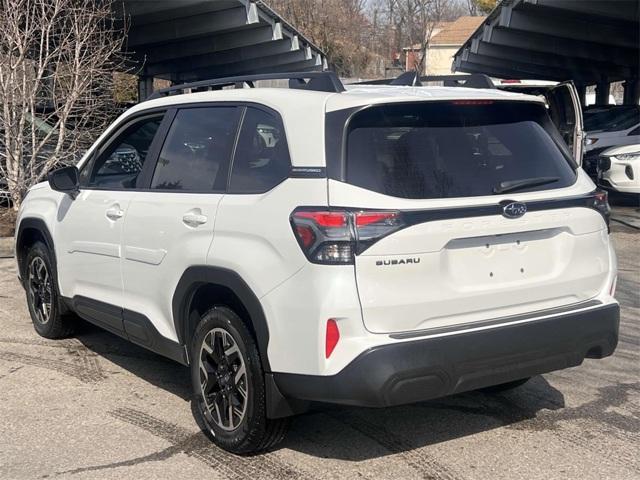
[
  {"left": 452, "top": 0, "right": 640, "bottom": 105},
  {"left": 117, "top": 0, "right": 327, "bottom": 99}
]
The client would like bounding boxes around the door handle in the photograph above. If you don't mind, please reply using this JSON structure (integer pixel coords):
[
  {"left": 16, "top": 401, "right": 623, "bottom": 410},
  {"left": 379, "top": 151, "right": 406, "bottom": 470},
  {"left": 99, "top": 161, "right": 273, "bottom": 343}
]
[
  {"left": 106, "top": 206, "right": 124, "bottom": 221},
  {"left": 182, "top": 212, "right": 208, "bottom": 227}
]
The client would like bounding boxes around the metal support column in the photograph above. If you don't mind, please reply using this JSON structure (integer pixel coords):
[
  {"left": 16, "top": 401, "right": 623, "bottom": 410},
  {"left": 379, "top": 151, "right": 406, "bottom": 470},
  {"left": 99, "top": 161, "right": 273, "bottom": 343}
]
[
  {"left": 623, "top": 79, "right": 640, "bottom": 105},
  {"left": 137, "top": 76, "right": 154, "bottom": 102},
  {"left": 595, "top": 81, "right": 610, "bottom": 105}
]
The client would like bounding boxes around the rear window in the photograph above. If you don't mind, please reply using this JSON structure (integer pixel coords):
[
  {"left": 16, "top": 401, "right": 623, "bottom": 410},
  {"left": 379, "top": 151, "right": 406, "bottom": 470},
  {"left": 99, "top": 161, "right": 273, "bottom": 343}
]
[{"left": 345, "top": 101, "right": 577, "bottom": 199}]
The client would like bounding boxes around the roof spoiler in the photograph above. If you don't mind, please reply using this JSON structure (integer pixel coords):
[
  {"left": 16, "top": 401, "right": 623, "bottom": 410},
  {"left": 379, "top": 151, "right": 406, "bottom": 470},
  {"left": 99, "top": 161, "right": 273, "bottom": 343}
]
[
  {"left": 146, "top": 71, "right": 345, "bottom": 101},
  {"left": 352, "top": 72, "right": 495, "bottom": 89}
]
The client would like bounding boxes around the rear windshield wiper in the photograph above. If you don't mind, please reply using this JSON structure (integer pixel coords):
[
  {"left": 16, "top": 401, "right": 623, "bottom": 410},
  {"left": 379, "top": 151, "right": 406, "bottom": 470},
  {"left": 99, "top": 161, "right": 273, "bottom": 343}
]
[{"left": 493, "top": 176, "right": 560, "bottom": 194}]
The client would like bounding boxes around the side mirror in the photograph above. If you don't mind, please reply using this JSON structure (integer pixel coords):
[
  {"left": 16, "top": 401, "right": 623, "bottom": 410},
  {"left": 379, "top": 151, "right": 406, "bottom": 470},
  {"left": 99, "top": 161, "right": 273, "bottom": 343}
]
[{"left": 48, "top": 166, "right": 80, "bottom": 198}]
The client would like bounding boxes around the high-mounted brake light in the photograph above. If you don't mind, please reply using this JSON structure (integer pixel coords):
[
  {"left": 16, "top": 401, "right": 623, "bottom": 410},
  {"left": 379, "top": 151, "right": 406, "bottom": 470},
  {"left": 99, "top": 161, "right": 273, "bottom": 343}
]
[
  {"left": 290, "top": 209, "right": 405, "bottom": 264},
  {"left": 451, "top": 100, "right": 494, "bottom": 105},
  {"left": 500, "top": 79, "right": 521, "bottom": 84}
]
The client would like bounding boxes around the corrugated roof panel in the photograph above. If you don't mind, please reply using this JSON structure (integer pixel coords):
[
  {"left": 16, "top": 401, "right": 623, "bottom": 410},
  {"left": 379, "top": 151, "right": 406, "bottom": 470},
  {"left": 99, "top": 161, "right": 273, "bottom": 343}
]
[
  {"left": 452, "top": 0, "right": 639, "bottom": 85},
  {"left": 121, "top": 0, "right": 326, "bottom": 82}
]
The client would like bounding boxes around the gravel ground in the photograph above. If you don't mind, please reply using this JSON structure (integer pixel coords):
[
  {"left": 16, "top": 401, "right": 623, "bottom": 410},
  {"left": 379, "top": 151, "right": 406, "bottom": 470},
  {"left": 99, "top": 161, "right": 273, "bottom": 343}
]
[{"left": 0, "top": 219, "right": 638, "bottom": 480}]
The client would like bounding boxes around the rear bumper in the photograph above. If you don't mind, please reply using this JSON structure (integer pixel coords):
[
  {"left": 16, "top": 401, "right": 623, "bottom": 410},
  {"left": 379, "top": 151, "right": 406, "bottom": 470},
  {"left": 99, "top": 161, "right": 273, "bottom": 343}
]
[{"left": 273, "top": 303, "right": 619, "bottom": 408}]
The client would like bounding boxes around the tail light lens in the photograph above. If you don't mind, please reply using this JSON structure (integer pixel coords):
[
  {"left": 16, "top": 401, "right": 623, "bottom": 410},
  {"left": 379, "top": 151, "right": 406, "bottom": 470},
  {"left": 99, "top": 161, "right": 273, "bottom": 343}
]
[{"left": 290, "top": 209, "right": 404, "bottom": 264}]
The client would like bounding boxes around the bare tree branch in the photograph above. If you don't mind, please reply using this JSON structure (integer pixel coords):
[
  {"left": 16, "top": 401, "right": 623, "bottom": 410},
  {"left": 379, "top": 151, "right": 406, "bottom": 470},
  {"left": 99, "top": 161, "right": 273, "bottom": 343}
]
[{"left": 0, "top": 0, "right": 131, "bottom": 210}]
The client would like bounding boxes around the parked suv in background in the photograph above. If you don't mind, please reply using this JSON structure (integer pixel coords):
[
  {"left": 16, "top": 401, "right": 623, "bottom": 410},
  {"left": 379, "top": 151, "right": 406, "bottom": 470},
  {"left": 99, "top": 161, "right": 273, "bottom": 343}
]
[
  {"left": 15, "top": 72, "right": 619, "bottom": 454},
  {"left": 583, "top": 105, "right": 640, "bottom": 182},
  {"left": 584, "top": 105, "right": 640, "bottom": 154},
  {"left": 596, "top": 144, "right": 640, "bottom": 195}
]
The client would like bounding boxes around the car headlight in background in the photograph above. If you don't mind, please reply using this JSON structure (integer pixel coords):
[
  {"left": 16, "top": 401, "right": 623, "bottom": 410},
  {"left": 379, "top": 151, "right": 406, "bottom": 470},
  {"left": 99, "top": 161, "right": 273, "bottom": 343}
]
[
  {"left": 585, "top": 137, "right": 599, "bottom": 145},
  {"left": 614, "top": 152, "right": 640, "bottom": 163},
  {"left": 602, "top": 149, "right": 639, "bottom": 179},
  {"left": 613, "top": 152, "right": 639, "bottom": 180}
]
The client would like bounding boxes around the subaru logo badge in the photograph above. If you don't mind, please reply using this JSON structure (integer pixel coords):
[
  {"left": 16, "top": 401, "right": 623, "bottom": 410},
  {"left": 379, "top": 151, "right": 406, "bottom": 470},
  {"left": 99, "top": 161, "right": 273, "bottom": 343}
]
[{"left": 502, "top": 202, "right": 527, "bottom": 219}]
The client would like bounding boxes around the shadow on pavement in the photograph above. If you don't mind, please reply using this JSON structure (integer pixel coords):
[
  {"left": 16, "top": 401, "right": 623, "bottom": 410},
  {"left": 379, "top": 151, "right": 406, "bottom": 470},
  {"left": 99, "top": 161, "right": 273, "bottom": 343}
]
[
  {"left": 283, "top": 375, "right": 565, "bottom": 461},
  {"left": 73, "top": 321, "right": 191, "bottom": 400},
  {"left": 72, "top": 319, "right": 566, "bottom": 461},
  {"left": 608, "top": 192, "right": 640, "bottom": 209}
]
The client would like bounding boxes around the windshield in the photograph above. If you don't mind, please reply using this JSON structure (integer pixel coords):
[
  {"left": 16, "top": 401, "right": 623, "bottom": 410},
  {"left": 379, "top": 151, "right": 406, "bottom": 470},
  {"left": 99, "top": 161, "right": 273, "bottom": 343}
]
[
  {"left": 584, "top": 106, "right": 640, "bottom": 132},
  {"left": 345, "top": 101, "right": 576, "bottom": 199}
]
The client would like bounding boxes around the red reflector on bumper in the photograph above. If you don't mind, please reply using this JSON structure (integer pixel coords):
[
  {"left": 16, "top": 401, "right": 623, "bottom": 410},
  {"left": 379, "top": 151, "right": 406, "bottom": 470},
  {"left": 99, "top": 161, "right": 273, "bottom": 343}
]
[{"left": 325, "top": 319, "right": 340, "bottom": 358}]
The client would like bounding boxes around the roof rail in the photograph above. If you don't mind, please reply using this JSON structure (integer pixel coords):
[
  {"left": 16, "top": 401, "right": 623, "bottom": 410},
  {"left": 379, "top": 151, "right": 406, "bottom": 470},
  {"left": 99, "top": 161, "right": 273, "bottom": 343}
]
[
  {"left": 420, "top": 74, "right": 495, "bottom": 89},
  {"left": 351, "top": 72, "right": 495, "bottom": 89},
  {"left": 390, "top": 71, "right": 422, "bottom": 86},
  {"left": 146, "top": 71, "right": 345, "bottom": 100},
  {"left": 419, "top": 74, "right": 472, "bottom": 86}
]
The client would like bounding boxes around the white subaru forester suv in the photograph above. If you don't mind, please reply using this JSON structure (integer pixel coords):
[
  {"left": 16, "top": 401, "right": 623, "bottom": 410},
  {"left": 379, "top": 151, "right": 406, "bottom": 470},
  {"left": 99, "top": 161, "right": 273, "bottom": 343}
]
[{"left": 16, "top": 72, "right": 619, "bottom": 454}]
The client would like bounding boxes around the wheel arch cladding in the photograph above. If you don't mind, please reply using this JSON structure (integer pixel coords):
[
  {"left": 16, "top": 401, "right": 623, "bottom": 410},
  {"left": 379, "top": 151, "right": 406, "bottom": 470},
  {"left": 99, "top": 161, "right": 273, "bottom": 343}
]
[
  {"left": 173, "top": 266, "right": 271, "bottom": 371},
  {"left": 16, "top": 218, "right": 56, "bottom": 282}
]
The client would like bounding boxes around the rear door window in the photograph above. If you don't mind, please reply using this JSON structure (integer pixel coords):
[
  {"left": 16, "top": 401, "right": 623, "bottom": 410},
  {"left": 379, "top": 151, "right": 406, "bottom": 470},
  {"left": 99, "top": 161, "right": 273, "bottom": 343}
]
[
  {"left": 345, "top": 101, "right": 576, "bottom": 199},
  {"left": 228, "top": 107, "right": 291, "bottom": 193},
  {"left": 151, "top": 107, "right": 239, "bottom": 192}
]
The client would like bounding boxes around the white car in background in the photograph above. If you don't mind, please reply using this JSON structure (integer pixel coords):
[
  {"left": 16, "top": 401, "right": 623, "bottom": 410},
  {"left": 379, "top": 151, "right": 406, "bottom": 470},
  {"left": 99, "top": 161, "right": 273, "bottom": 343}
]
[
  {"left": 598, "top": 144, "right": 640, "bottom": 194},
  {"left": 584, "top": 105, "right": 640, "bottom": 153}
]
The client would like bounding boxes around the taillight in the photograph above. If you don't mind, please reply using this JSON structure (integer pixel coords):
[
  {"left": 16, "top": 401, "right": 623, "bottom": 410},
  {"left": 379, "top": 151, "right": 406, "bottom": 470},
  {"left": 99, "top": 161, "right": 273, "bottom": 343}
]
[
  {"left": 290, "top": 209, "right": 404, "bottom": 264},
  {"left": 354, "top": 211, "right": 404, "bottom": 252},
  {"left": 590, "top": 190, "right": 611, "bottom": 232}
]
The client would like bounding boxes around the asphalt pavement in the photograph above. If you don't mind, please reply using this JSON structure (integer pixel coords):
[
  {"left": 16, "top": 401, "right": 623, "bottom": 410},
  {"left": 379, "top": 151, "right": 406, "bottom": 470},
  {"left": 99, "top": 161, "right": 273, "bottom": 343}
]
[{"left": 0, "top": 212, "right": 638, "bottom": 480}]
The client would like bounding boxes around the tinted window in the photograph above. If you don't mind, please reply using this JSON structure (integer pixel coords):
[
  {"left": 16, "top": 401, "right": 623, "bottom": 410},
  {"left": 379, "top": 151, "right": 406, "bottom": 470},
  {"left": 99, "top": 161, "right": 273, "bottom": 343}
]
[
  {"left": 546, "top": 87, "right": 578, "bottom": 151},
  {"left": 151, "top": 107, "right": 238, "bottom": 191},
  {"left": 584, "top": 106, "right": 640, "bottom": 132},
  {"left": 229, "top": 107, "right": 290, "bottom": 193},
  {"left": 345, "top": 102, "right": 576, "bottom": 199},
  {"left": 81, "top": 115, "right": 163, "bottom": 189}
]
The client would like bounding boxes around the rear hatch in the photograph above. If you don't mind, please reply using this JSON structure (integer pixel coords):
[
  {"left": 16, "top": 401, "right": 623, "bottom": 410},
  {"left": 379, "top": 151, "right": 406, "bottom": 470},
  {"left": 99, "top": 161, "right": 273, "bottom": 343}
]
[{"left": 327, "top": 100, "right": 610, "bottom": 334}]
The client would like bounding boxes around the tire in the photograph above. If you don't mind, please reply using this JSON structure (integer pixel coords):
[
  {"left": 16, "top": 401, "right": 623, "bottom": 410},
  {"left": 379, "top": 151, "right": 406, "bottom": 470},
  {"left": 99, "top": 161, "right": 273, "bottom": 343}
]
[
  {"left": 190, "top": 306, "right": 289, "bottom": 454},
  {"left": 480, "top": 377, "right": 531, "bottom": 393},
  {"left": 24, "top": 241, "right": 75, "bottom": 339}
]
